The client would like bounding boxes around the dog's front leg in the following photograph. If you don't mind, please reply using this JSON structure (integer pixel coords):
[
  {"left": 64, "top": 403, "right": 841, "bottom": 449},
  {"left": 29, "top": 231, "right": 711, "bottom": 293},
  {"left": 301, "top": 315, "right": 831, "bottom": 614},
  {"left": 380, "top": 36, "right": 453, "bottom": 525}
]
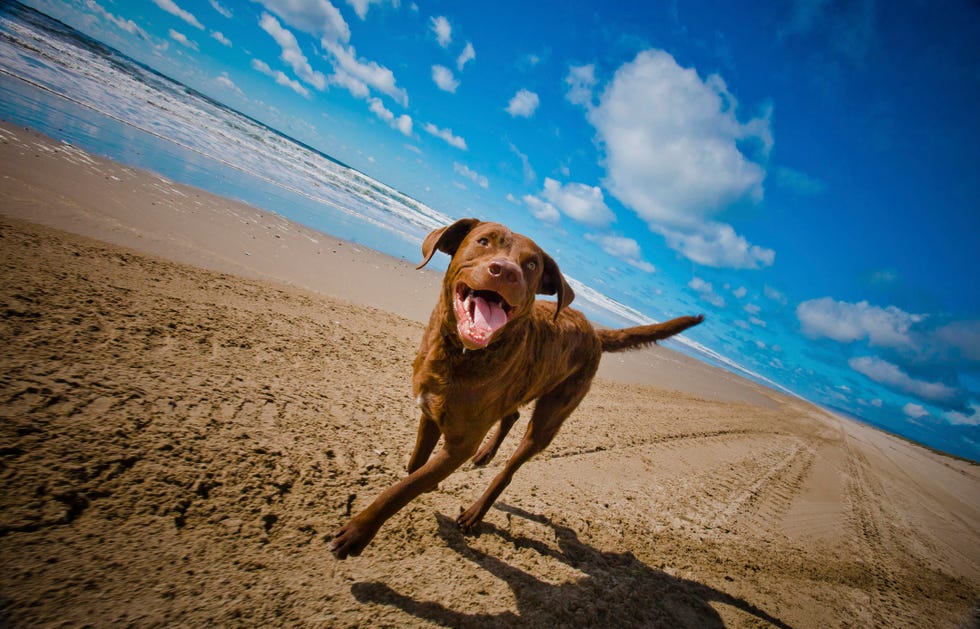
[
  {"left": 331, "top": 437, "right": 478, "bottom": 560},
  {"left": 407, "top": 414, "right": 440, "bottom": 473}
]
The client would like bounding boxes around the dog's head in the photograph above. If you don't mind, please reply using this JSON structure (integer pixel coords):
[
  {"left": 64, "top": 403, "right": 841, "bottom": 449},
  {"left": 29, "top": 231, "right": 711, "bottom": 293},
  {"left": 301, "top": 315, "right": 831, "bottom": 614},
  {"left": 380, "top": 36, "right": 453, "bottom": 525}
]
[{"left": 417, "top": 218, "right": 574, "bottom": 350}]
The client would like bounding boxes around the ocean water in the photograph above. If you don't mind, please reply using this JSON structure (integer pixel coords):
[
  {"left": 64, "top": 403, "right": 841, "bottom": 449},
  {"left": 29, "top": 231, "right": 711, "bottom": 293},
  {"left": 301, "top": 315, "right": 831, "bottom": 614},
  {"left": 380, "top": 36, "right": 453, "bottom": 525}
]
[
  {"left": 0, "top": 1, "right": 449, "bottom": 264},
  {"left": 0, "top": 2, "right": 791, "bottom": 394}
]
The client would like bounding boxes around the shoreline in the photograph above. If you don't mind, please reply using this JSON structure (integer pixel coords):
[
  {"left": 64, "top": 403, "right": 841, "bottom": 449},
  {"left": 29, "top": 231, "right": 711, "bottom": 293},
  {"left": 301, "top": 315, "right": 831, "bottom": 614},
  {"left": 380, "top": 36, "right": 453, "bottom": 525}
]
[{"left": 0, "top": 119, "right": 783, "bottom": 408}]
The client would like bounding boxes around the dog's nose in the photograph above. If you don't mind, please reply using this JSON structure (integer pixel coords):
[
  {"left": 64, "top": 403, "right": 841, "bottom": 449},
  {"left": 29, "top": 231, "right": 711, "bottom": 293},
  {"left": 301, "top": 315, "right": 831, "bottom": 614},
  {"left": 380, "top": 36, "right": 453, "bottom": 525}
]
[{"left": 488, "top": 260, "right": 521, "bottom": 284}]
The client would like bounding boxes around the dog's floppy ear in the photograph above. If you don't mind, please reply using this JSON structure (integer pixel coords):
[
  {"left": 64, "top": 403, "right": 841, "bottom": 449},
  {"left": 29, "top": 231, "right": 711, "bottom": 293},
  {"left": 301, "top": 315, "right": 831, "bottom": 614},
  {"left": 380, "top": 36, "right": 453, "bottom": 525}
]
[
  {"left": 539, "top": 252, "right": 574, "bottom": 320},
  {"left": 416, "top": 218, "right": 481, "bottom": 269}
]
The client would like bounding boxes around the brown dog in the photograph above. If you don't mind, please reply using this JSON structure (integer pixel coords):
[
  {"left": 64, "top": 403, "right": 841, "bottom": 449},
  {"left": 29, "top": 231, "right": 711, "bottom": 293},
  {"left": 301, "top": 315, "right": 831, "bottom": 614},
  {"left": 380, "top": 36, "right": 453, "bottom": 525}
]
[{"left": 331, "top": 218, "right": 703, "bottom": 559}]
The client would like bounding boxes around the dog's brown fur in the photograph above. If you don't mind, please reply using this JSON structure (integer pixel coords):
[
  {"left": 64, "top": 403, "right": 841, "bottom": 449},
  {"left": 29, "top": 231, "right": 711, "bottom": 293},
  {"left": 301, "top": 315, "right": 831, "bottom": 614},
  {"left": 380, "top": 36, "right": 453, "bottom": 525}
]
[{"left": 331, "top": 219, "right": 703, "bottom": 559}]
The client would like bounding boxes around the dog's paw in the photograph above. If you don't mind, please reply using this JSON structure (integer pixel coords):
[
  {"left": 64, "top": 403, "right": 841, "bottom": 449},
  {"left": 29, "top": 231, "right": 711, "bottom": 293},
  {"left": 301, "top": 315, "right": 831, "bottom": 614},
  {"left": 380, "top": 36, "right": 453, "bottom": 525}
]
[
  {"left": 330, "top": 519, "right": 376, "bottom": 560},
  {"left": 456, "top": 504, "right": 486, "bottom": 534}
]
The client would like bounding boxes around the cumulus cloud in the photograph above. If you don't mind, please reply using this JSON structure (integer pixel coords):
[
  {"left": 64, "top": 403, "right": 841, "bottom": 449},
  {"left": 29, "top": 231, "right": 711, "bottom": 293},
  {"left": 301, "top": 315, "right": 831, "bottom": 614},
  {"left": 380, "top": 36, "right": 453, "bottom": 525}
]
[
  {"left": 457, "top": 42, "right": 475, "bottom": 71},
  {"left": 252, "top": 58, "right": 310, "bottom": 97},
  {"left": 903, "top": 403, "right": 929, "bottom": 419},
  {"left": 430, "top": 15, "right": 451, "bottom": 47},
  {"left": 211, "top": 31, "right": 231, "bottom": 46},
  {"left": 565, "top": 63, "right": 596, "bottom": 107},
  {"left": 523, "top": 195, "right": 561, "bottom": 224},
  {"left": 661, "top": 222, "right": 774, "bottom": 269},
  {"left": 689, "top": 277, "right": 725, "bottom": 308},
  {"left": 764, "top": 285, "right": 788, "bottom": 305},
  {"left": 214, "top": 72, "right": 242, "bottom": 96},
  {"left": 508, "top": 142, "right": 536, "bottom": 184},
  {"left": 259, "top": 13, "right": 327, "bottom": 90},
  {"left": 586, "top": 234, "right": 655, "bottom": 272},
  {"left": 538, "top": 178, "right": 614, "bottom": 227},
  {"left": 848, "top": 356, "right": 959, "bottom": 405},
  {"left": 347, "top": 0, "right": 397, "bottom": 19},
  {"left": 944, "top": 403, "right": 980, "bottom": 426},
  {"left": 423, "top": 123, "right": 467, "bottom": 150},
  {"left": 505, "top": 89, "right": 540, "bottom": 118},
  {"left": 454, "top": 162, "right": 488, "bottom": 188},
  {"left": 209, "top": 0, "right": 232, "bottom": 18},
  {"left": 168, "top": 29, "right": 198, "bottom": 50},
  {"left": 324, "top": 41, "right": 408, "bottom": 105},
  {"left": 797, "top": 298, "right": 924, "bottom": 347},
  {"left": 584, "top": 50, "right": 773, "bottom": 269},
  {"left": 86, "top": 0, "right": 149, "bottom": 37},
  {"left": 153, "top": 0, "right": 203, "bottom": 29},
  {"left": 431, "top": 65, "right": 459, "bottom": 93},
  {"left": 256, "top": 0, "right": 350, "bottom": 43},
  {"left": 368, "top": 98, "right": 412, "bottom": 136}
]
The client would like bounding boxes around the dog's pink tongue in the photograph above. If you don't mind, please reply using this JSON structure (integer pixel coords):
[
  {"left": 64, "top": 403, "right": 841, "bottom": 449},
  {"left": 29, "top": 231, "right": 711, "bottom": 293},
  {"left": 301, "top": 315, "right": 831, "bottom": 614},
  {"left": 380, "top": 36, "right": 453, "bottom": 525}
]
[{"left": 472, "top": 295, "right": 507, "bottom": 335}]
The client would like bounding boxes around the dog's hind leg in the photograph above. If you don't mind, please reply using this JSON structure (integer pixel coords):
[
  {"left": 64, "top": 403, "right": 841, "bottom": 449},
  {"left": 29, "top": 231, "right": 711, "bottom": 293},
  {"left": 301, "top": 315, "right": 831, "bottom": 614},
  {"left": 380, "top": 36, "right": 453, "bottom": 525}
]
[{"left": 471, "top": 411, "right": 519, "bottom": 467}]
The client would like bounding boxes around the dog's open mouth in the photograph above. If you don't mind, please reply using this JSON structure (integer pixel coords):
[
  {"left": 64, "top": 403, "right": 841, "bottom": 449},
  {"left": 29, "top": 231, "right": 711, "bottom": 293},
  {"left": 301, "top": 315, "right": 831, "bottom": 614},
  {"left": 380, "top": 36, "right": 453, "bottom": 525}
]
[{"left": 454, "top": 283, "right": 513, "bottom": 349}]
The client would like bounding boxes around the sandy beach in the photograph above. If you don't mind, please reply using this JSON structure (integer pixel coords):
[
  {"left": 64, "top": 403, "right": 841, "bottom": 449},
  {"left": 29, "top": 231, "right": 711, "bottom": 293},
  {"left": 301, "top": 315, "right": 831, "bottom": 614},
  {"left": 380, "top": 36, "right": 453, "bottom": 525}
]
[{"left": 1, "top": 122, "right": 977, "bottom": 626}]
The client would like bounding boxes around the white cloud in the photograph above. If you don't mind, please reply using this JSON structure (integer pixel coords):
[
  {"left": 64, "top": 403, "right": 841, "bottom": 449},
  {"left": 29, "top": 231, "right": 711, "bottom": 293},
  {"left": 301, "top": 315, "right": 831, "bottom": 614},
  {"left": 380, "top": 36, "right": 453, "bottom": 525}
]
[
  {"left": 256, "top": 0, "right": 350, "bottom": 43},
  {"left": 764, "top": 284, "right": 788, "bottom": 305},
  {"left": 689, "top": 277, "right": 725, "bottom": 307},
  {"left": 325, "top": 41, "right": 408, "bottom": 105},
  {"left": 214, "top": 72, "right": 242, "bottom": 95},
  {"left": 168, "top": 29, "right": 198, "bottom": 50},
  {"left": 430, "top": 15, "right": 451, "bottom": 47},
  {"left": 944, "top": 403, "right": 980, "bottom": 426},
  {"left": 431, "top": 65, "right": 459, "bottom": 93},
  {"left": 903, "top": 403, "right": 929, "bottom": 419},
  {"left": 506, "top": 89, "right": 540, "bottom": 118},
  {"left": 423, "top": 123, "right": 467, "bottom": 150},
  {"left": 586, "top": 50, "right": 773, "bottom": 269},
  {"left": 797, "top": 298, "right": 924, "bottom": 347},
  {"left": 732, "top": 286, "right": 748, "bottom": 299},
  {"left": 457, "top": 42, "right": 475, "bottom": 70},
  {"left": 259, "top": 13, "right": 327, "bottom": 90},
  {"left": 153, "top": 0, "right": 203, "bottom": 29},
  {"left": 586, "top": 234, "right": 655, "bottom": 273},
  {"left": 523, "top": 195, "right": 561, "bottom": 224},
  {"left": 453, "top": 162, "right": 488, "bottom": 188},
  {"left": 211, "top": 31, "right": 231, "bottom": 46},
  {"left": 661, "top": 222, "right": 774, "bottom": 269},
  {"left": 849, "top": 356, "right": 959, "bottom": 404},
  {"left": 540, "top": 178, "right": 614, "bottom": 227},
  {"left": 368, "top": 98, "right": 412, "bottom": 136},
  {"left": 744, "top": 303, "right": 761, "bottom": 315},
  {"left": 85, "top": 0, "right": 148, "bottom": 37},
  {"left": 508, "top": 142, "right": 536, "bottom": 184},
  {"left": 347, "top": 0, "right": 396, "bottom": 19},
  {"left": 209, "top": 0, "right": 232, "bottom": 18},
  {"left": 565, "top": 63, "right": 596, "bottom": 107},
  {"left": 252, "top": 58, "right": 310, "bottom": 97}
]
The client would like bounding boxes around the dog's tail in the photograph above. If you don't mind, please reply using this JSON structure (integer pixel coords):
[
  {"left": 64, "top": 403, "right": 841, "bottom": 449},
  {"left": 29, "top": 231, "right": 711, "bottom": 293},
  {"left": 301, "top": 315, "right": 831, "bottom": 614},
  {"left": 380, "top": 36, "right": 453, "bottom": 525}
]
[{"left": 597, "top": 315, "right": 704, "bottom": 353}]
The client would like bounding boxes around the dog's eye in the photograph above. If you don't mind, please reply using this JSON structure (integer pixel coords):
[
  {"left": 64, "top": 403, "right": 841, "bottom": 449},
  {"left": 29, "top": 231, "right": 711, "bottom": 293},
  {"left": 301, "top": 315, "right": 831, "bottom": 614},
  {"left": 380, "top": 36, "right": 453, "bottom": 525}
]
[
  {"left": 477, "top": 237, "right": 489, "bottom": 246},
  {"left": 525, "top": 260, "right": 537, "bottom": 271}
]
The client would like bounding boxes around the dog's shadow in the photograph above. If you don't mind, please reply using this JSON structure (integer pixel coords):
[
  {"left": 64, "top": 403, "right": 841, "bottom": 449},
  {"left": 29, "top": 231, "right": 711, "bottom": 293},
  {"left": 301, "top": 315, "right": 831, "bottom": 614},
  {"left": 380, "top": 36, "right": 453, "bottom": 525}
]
[{"left": 352, "top": 504, "right": 792, "bottom": 628}]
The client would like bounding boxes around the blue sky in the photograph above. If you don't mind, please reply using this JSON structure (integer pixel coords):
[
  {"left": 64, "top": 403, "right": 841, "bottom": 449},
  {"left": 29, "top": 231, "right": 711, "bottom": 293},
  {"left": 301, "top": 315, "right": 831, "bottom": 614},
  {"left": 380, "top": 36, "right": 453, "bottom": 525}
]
[{"left": 22, "top": 0, "right": 980, "bottom": 459}]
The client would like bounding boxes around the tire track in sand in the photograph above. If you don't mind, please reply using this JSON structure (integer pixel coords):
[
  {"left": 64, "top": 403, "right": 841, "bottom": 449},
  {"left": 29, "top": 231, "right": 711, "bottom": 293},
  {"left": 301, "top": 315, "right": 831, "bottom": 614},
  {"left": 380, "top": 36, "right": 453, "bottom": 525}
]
[{"left": 840, "top": 431, "right": 920, "bottom": 625}]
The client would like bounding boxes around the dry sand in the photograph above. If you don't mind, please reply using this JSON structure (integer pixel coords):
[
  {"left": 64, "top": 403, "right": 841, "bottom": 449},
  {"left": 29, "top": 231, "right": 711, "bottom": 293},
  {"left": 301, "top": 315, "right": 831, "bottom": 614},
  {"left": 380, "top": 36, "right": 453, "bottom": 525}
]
[{"left": 1, "top": 123, "right": 977, "bottom": 626}]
